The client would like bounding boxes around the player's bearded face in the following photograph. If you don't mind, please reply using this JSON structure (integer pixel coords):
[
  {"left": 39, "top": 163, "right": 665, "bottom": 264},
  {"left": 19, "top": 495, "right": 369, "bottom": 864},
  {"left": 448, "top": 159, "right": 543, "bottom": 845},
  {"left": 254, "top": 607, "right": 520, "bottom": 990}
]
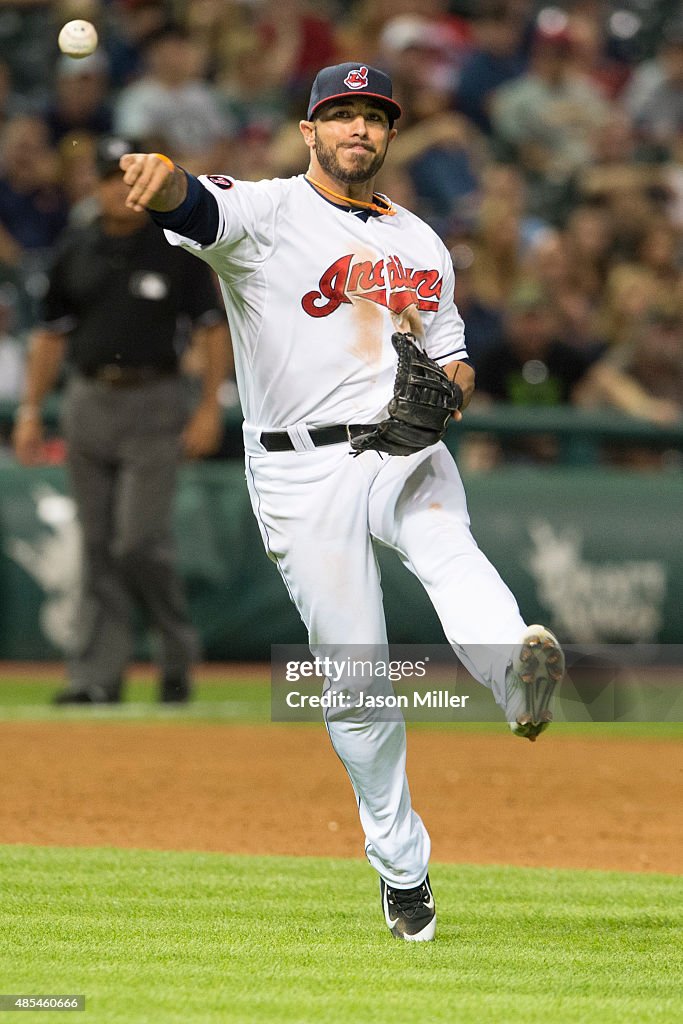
[{"left": 313, "top": 126, "right": 389, "bottom": 184}]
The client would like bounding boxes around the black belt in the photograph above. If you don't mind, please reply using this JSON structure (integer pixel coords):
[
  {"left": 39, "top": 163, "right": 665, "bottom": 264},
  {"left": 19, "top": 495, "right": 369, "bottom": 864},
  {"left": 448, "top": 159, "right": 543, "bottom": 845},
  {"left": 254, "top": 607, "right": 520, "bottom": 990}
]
[
  {"left": 260, "top": 425, "right": 369, "bottom": 452},
  {"left": 81, "top": 365, "right": 176, "bottom": 386}
]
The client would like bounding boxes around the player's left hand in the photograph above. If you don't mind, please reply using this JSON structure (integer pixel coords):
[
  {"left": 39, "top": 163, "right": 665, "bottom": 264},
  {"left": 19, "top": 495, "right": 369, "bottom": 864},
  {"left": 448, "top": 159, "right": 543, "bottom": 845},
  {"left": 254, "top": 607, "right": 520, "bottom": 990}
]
[
  {"left": 349, "top": 333, "right": 463, "bottom": 457},
  {"left": 182, "top": 400, "right": 223, "bottom": 458}
]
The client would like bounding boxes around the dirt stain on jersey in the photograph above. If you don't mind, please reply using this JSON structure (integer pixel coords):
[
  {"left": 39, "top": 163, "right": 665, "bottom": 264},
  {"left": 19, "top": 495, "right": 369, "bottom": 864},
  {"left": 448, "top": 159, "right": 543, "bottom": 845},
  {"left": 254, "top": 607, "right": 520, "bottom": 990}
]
[
  {"left": 392, "top": 302, "right": 425, "bottom": 339},
  {"left": 347, "top": 251, "right": 428, "bottom": 366},
  {"left": 349, "top": 296, "right": 384, "bottom": 366},
  {"left": 348, "top": 246, "right": 384, "bottom": 366}
]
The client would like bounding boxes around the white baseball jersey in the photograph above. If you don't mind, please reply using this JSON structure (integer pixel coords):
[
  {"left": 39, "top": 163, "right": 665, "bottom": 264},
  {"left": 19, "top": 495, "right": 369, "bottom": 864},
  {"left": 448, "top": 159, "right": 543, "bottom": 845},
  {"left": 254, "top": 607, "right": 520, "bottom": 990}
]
[
  {"left": 161, "top": 170, "right": 528, "bottom": 893},
  {"left": 164, "top": 174, "right": 468, "bottom": 431}
]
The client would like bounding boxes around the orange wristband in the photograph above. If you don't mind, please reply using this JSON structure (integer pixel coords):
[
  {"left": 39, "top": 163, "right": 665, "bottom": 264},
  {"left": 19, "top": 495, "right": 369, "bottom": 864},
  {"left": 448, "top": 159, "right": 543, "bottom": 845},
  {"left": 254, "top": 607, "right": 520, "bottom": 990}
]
[{"left": 151, "top": 153, "right": 175, "bottom": 173}]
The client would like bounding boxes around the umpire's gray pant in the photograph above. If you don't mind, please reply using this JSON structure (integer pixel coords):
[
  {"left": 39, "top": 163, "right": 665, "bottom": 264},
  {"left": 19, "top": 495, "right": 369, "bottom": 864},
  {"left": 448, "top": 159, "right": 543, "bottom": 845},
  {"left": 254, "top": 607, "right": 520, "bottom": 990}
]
[{"left": 61, "top": 374, "right": 199, "bottom": 696}]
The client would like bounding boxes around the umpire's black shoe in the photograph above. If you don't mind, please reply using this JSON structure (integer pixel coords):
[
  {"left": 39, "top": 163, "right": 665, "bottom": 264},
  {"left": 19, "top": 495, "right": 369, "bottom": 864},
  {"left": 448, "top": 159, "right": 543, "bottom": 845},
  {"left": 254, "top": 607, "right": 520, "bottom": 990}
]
[
  {"left": 52, "top": 686, "right": 121, "bottom": 705},
  {"left": 380, "top": 874, "right": 436, "bottom": 941},
  {"left": 160, "top": 674, "right": 192, "bottom": 703}
]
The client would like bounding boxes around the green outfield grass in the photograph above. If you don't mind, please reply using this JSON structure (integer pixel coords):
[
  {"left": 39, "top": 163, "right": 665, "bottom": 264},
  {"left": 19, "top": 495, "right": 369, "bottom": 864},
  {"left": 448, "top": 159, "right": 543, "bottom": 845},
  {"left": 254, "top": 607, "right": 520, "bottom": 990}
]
[
  {"left": 0, "top": 675, "right": 271, "bottom": 721},
  {"left": 0, "top": 845, "right": 681, "bottom": 1024},
  {"left": 0, "top": 671, "right": 682, "bottom": 738}
]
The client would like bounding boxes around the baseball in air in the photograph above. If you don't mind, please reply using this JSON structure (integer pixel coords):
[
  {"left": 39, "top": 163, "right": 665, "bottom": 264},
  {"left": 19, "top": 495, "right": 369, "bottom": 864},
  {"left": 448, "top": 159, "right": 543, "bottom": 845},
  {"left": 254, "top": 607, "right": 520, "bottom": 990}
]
[{"left": 58, "top": 20, "right": 98, "bottom": 59}]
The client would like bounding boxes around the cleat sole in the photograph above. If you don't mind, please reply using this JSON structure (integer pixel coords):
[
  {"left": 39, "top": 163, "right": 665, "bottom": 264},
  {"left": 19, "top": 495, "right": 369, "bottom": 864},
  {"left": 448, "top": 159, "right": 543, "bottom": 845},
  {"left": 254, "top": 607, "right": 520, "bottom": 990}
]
[{"left": 510, "top": 626, "right": 565, "bottom": 741}]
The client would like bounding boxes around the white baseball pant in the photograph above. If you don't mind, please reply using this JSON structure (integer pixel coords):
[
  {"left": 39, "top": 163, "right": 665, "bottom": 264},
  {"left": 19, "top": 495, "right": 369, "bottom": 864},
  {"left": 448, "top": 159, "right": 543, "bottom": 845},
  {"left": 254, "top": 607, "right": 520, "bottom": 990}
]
[{"left": 246, "top": 437, "right": 526, "bottom": 887}]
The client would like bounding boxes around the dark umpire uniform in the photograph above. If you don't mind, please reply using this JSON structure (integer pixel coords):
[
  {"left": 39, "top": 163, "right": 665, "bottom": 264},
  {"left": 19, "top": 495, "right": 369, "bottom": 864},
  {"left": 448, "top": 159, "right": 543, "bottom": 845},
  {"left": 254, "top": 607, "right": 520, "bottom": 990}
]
[{"left": 13, "top": 136, "right": 230, "bottom": 703}]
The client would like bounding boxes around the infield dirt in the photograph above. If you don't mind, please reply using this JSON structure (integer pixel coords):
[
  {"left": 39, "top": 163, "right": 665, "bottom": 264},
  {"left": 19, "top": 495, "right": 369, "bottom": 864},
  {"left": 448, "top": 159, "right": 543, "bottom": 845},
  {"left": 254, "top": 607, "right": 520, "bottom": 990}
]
[{"left": 1, "top": 721, "right": 680, "bottom": 873}]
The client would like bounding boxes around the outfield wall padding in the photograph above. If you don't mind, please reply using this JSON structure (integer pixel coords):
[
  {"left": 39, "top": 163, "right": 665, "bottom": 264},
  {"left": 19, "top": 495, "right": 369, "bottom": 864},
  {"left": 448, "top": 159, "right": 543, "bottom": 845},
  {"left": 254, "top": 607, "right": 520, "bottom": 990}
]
[{"left": 0, "top": 462, "right": 681, "bottom": 659}]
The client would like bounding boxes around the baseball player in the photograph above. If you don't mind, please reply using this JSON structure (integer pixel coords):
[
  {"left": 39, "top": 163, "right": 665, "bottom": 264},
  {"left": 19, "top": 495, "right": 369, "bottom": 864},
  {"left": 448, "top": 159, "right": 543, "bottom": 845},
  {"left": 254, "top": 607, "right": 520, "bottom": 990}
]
[{"left": 119, "top": 63, "right": 564, "bottom": 941}]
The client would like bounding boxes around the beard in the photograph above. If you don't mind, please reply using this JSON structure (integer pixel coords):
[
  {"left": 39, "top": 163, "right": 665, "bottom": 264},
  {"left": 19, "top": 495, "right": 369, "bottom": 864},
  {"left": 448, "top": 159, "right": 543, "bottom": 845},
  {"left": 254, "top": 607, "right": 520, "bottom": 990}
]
[{"left": 314, "top": 129, "right": 388, "bottom": 184}]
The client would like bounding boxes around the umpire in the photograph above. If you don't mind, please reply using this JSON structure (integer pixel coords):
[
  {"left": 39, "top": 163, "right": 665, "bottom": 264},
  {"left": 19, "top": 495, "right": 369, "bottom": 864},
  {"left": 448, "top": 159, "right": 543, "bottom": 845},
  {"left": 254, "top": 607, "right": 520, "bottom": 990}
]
[{"left": 12, "top": 135, "right": 230, "bottom": 704}]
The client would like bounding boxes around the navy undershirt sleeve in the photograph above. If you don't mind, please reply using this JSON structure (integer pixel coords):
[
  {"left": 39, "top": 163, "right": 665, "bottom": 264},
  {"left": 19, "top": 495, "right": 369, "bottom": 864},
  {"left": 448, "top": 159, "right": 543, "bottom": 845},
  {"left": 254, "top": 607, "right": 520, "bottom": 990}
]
[
  {"left": 436, "top": 352, "right": 473, "bottom": 368},
  {"left": 149, "top": 172, "right": 219, "bottom": 246}
]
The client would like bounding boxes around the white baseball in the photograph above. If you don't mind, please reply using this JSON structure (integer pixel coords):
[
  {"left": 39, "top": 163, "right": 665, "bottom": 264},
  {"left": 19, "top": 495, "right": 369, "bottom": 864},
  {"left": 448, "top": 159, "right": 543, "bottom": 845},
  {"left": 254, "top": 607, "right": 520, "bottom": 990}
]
[{"left": 58, "top": 20, "right": 98, "bottom": 59}]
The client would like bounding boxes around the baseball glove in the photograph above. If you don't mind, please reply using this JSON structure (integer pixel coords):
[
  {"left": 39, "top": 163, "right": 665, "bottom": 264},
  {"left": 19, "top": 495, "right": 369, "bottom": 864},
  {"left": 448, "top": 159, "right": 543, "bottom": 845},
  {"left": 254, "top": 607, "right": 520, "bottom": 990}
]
[{"left": 350, "top": 332, "right": 463, "bottom": 457}]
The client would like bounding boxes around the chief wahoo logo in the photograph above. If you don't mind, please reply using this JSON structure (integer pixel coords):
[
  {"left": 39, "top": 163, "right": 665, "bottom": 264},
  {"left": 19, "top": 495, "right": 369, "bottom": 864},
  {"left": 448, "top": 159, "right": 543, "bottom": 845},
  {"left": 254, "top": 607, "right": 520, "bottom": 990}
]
[{"left": 344, "top": 65, "right": 369, "bottom": 89}]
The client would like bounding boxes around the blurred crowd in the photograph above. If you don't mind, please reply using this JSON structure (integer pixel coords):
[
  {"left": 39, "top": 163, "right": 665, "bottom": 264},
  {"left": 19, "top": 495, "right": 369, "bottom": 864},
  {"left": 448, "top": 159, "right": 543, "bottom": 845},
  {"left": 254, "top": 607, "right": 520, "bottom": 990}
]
[{"left": 0, "top": 0, "right": 681, "bottom": 464}]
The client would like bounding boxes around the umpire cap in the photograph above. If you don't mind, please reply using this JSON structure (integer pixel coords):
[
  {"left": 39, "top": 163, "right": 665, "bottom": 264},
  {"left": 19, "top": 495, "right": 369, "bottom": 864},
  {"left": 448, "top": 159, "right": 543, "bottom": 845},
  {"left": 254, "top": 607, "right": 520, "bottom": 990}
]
[
  {"left": 95, "top": 135, "right": 137, "bottom": 178},
  {"left": 307, "top": 63, "right": 402, "bottom": 123}
]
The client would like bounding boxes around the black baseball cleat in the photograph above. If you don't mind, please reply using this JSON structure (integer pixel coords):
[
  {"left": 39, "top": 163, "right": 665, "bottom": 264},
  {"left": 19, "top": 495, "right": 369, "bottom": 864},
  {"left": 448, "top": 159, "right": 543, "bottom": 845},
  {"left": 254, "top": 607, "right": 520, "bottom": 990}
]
[
  {"left": 380, "top": 874, "right": 436, "bottom": 941},
  {"left": 159, "top": 674, "right": 192, "bottom": 703},
  {"left": 507, "top": 625, "right": 565, "bottom": 741},
  {"left": 52, "top": 686, "right": 120, "bottom": 705}
]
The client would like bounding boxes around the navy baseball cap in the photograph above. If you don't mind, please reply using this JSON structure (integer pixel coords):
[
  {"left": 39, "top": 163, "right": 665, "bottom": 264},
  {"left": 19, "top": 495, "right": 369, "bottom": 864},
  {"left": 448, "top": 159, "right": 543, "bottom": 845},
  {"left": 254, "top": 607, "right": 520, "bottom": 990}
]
[{"left": 307, "top": 62, "right": 402, "bottom": 122}]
